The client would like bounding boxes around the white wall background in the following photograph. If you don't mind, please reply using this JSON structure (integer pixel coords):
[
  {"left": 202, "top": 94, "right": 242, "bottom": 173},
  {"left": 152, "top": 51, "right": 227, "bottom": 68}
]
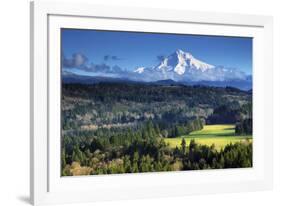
[{"left": 0, "top": 0, "right": 280, "bottom": 205}]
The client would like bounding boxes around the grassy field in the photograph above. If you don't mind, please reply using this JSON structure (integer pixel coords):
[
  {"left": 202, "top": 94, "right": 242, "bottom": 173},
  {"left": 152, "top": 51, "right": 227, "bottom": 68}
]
[{"left": 164, "top": 124, "right": 252, "bottom": 150}]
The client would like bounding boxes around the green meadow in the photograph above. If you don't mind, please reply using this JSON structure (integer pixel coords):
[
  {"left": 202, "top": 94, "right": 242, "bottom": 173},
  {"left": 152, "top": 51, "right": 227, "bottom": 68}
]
[{"left": 164, "top": 124, "right": 252, "bottom": 150}]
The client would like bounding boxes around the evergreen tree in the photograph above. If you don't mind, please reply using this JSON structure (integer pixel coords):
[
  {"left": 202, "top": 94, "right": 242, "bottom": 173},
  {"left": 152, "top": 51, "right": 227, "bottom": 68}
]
[
  {"left": 181, "top": 138, "right": 186, "bottom": 155},
  {"left": 132, "top": 151, "right": 139, "bottom": 173}
]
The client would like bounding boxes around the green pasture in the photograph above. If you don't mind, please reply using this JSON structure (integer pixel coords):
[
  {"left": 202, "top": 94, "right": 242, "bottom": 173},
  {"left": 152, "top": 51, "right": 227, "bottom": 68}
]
[{"left": 164, "top": 124, "right": 252, "bottom": 150}]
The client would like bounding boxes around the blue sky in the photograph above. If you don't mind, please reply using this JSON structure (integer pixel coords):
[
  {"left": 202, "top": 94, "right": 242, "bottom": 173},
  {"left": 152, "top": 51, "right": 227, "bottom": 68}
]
[{"left": 62, "top": 29, "right": 252, "bottom": 75}]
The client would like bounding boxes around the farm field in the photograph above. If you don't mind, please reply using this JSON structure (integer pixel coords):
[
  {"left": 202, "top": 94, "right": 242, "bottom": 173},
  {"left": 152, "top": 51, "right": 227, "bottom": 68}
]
[{"left": 164, "top": 124, "right": 252, "bottom": 150}]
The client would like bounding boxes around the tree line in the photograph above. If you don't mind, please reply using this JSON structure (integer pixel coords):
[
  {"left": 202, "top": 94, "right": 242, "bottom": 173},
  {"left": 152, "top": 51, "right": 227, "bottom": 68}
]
[{"left": 62, "top": 137, "right": 252, "bottom": 176}]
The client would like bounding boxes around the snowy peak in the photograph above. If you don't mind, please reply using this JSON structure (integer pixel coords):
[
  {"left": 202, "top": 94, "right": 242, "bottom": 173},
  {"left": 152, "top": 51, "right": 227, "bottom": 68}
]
[
  {"left": 156, "top": 49, "right": 214, "bottom": 75},
  {"left": 130, "top": 49, "right": 247, "bottom": 83},
  {"left": 133, "top": 49, "right": 215, "bottom": 75},
  {"left": 63, "top": 48, "right": 251, "bottom": 90},
  {"left": 134, "top": 67, "right": 145, "bottom": 74},
  {"left": 181, "top": 50, "right": 215, "bottom": 71}
]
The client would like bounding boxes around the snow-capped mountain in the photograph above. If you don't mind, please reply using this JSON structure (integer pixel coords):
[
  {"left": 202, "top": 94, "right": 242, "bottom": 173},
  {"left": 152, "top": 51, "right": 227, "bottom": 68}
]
[
  {"left": 134, "top": 67, "right": 145, "bottom": 74},
  {"left": 132, "top": 49, "right": 248, "bottom": 82},
  {"left": 155, "top": 49, "right": 214, "bottom": 75},
  {"left": 62, "top": 49, "right": 252, "bottom": 90}
]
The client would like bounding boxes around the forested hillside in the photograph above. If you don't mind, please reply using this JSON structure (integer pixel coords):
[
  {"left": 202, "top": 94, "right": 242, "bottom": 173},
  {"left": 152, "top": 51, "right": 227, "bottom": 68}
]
[{"left": 61, "top": 82, "right": 252, "bottom": 176}]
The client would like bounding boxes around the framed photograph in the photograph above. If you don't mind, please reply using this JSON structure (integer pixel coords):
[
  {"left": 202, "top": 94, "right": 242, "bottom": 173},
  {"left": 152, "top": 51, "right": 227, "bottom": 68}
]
[{"left": 30, "top": 0, "right": 273, "bottom": 205}]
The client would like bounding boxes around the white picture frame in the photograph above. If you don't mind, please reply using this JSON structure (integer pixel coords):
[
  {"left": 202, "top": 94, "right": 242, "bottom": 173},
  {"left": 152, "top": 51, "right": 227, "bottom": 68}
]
[{"left": 30, "top": 0, "right": 273, "bottom": 205}]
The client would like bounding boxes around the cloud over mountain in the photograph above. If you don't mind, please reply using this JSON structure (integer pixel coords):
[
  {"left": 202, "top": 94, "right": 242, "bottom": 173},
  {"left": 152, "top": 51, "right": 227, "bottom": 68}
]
[
  {"left": 63, "top": 53, "right": 88, "bottom": 68},
  {"left": 63, "top": 53, "right": 124, "bottom": 75}
]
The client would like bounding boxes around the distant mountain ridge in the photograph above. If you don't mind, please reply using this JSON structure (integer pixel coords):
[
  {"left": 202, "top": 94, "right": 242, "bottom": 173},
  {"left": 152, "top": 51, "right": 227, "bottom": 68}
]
[
  {"left": 63, "top": 72, "right": 252, "bottom": 91},
  {"left": 132, "top": 49, "right": 249, "bottom": 82},
  {"left": 62, "top": 49, "right": 252, "bottom": 90}
]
